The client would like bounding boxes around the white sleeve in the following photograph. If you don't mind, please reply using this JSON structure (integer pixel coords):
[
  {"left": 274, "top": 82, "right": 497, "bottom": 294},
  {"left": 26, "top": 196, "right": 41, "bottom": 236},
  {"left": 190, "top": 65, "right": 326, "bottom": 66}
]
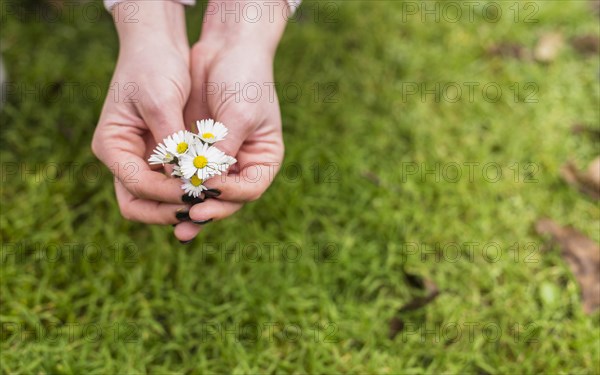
[
  {"left": 104, "top": 0, "right": 301, "bottom": 13},
  {"left": 104, "top": 0, "right": 195, "bottom": 11}
]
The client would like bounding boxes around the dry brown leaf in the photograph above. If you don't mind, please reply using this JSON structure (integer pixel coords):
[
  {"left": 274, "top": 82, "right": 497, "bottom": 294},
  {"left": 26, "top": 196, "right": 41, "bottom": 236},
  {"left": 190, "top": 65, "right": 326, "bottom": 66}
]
[
  {"left": 534, "top": 33, "right": 564, "bottom": 63},
  {"left": 571, "top": 35, "right": 600, "bottom": 56},
  {"left": 586, "top": 158, "right": 600, "bottom": 187},
  {"left": 487, "top": 42, "right": 529, "bottom": 60},
  {"left": 388, "top": 317, "right": 405, "bottom": 339},
  {"left": 572, "top": 124, "right": 600, "bottom": 140},
  {"left": 535, "top": 218, "right": 600, "bottom": 314},
  {"left": 398, "top": 278, "right": 440, "bottom": 313},
  {"left": 561, "top": 158, "right": 600, "bottom": 200},
  {"left": 389, "top": 276, "right": 440, "bottom": 339},
  {"left": 361, "top": 171, "right": 381, "bottom": 186}
]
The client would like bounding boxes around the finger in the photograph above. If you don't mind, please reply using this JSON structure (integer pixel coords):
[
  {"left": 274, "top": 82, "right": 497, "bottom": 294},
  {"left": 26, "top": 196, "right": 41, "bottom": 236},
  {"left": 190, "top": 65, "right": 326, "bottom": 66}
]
[
  {"left": 94, "top": 123, "right": 187, "bottom": 204},
  {"left": 139, "top": 87, "right": 191, "bottom": 144},
  {"left": 110, "top": 151, "right": 186, "bottom": 204},
  {"left": 119, "top": 168, "right": 187, "bottom": 204},
  {"left": 174, "top": 199, "right": 243, "bottom": 244},
  {"left": 173, "top": 221, "right": 203, "bottom": 243},
  {"left": 184, "top": 44, "right": 213, "bottom": 128},
  {"left": 189, "top": 199, "right": 244, "bottom": 223},
  {"left": 115, "top": 180, "right": 189, "bottom": 225},
  {"left": 210, "top": 95, "right": 283, "bottom": 166},
  {"left": 203, "top": 163, "right": 279, "bottom": 203},
  {"left": 210, "top": 105, "right": 255, "bottom": 157}
]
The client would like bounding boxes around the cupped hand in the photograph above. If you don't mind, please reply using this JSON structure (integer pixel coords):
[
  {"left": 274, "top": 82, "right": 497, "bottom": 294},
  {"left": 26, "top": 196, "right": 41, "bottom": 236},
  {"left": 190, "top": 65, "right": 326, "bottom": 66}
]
[
  {"left": 175, "top": 38, "right": 285, "bottom": 241},
  {"left": 92, "top": 1, "right": 192, "bottom": 225}
]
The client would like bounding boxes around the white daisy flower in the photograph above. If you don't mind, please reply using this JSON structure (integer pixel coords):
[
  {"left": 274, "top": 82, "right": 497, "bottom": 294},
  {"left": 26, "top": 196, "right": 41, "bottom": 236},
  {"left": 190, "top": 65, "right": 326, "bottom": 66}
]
[
  {"left": 196, "top": 119, "right": 228, "bottom": 144},
  {"left": 224, "top": 155, "right": 237, "bottom": 166},
  {"left": 164, "top": 130, "right": 197, "bottom": 157},
  {"left": 172, "top": 164, "right": 183, "bottom": 177},
  {"left": 148, "top": 143, "right": 175, "bottom": 165},
  {"left": 179, "top": 142, "right": 229, "bottom": 179},
  {"left": 216, "top": 155, "right": 237, "bottom": 173},
  {"left": 181, "top": 175, "right": 208, "bottom": 198}
]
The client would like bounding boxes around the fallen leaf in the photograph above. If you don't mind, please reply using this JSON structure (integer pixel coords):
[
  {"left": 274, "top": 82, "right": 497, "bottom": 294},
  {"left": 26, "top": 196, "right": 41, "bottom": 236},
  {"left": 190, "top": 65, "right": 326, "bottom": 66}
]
[
  {"left": 534, "top": 33, "right": 564, "bottom": 63},
  {"left": 560, "top": 158, "right": 600, "bottom": 200},
  {"left": 361, "top": 171, "right": 381, "bottom": 186},
  {"left": 398, "top": 278, "right": 440, "bottom": 312},
  {"left": 571, "top": 35, "right": 600, "bottom": 56},
  {"left": 572, "top": 124, "right": 600, "bottom": 141},
  {"left": 389, "top": 275, "right": 440, "bottom": 339},
  {"left": 487, "top": 42, "right": 529, "bottom": 60},
  {"left": 535, "top": 218, "right": 600, "bottom": 314},
  {"left": 388, "top": 317, "right": 404, "bottom": 339},
  {"left": 586, "top": 158, "right": 600, "bottom": 187}
]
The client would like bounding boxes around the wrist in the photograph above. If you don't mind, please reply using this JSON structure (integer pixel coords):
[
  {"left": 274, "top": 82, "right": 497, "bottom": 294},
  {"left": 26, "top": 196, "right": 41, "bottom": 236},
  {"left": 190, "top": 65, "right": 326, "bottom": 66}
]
[
  {"left": 113, "top": 1, "right": 189, "bottom": 56},
  {"left": 201, "top": 0, "right": 289, "bottom": 55}
]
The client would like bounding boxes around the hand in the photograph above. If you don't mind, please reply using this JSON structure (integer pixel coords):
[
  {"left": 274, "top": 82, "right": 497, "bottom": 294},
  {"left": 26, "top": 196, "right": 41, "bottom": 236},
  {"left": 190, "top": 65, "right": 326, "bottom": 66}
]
[
  {"left": 175, "top": 1, "right": 289, "bottom": 241},
  {"left": 92, "top": 1, "right": 192, "bottom": 225}
]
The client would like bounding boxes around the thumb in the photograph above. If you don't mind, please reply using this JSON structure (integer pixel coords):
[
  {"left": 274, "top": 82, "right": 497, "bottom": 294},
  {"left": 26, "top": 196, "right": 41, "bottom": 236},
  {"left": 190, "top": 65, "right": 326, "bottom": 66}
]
[
  {"left": 140, "top": 99, "right": 188, "bottom": 145},
  {"left": 185, "top": 42, "right": 217, "bottom": 131},
  {"left": 211, "top": 103, "right": 258, "bottom": 158}
]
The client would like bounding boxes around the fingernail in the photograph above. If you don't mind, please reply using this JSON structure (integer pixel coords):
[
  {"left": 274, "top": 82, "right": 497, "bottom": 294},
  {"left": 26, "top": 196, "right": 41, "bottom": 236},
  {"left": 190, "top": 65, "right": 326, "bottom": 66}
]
[
  {"left": 175, "top": 209, "right": 190, "bottom": 221},
  {"left": 182, "top": 194, "right": 205, "bottom": 204},
  {"left": 204, "top": 189, "right": 221, "bottom": 198},
  {"left": 193, "top": 219, "right": 213, "bottom": 225},
  {"left": 180, "top": 239, "right": 194, "bottom": 245}
]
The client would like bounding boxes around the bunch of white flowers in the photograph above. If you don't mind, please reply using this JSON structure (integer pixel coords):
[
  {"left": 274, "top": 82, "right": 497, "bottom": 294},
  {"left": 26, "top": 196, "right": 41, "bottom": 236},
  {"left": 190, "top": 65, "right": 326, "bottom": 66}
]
[{"left": 148, "top": 119, "right": 236, "bottom": 198}]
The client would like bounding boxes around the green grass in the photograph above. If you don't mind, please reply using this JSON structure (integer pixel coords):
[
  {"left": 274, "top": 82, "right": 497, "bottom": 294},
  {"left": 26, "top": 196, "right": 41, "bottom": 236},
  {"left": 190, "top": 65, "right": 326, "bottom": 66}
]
[{"left": 1, "top": 0, "right": 599, "bottom": 373}]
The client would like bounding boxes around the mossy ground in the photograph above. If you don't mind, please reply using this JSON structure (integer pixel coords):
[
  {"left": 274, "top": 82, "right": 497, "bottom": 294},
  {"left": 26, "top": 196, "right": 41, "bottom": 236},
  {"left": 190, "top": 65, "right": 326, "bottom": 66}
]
[{"left": 1, "top": 0, "right": 599, "bottom": 373}]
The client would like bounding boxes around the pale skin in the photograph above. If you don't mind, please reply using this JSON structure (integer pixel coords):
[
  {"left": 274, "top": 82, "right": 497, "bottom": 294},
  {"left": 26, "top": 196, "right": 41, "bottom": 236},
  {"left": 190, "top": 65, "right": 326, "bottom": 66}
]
[{"left": 92, "top": 1, "right": 288, "bottom": 242}]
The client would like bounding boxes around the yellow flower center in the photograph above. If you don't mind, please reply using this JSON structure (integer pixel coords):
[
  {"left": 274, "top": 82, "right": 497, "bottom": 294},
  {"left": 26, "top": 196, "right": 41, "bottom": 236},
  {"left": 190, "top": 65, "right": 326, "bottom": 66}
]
[
  {"left": 176, "top": 142, "right": 188, "bottom": 154},
  {"left": 193, "top": 155, "right": 208, "bottom": 169},
  {"left": 190, "top": 175, "right": 203, "bottom": 187},
  {"left": 202, "top": 132, "right": 215, "bottom": 139}
]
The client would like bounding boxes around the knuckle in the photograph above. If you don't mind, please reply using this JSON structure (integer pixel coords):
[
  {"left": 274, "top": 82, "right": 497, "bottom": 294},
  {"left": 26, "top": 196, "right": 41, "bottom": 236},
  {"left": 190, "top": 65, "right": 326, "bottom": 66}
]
[
  {"left": 147, "top": 83, "right": 186, "bottom": 109},
  {"left": 227, "top": 105, "right": 258, "bottom": 127},
  {"left": 216, "top": 95, "right": 258, "bottom": 127},
  {"left": 127, "top": 181, "right": 144, "bottom": 199},
  {"left": 119, "top": 204, "right": 136, "bottom": 222},
  {"left": 158, "top": 90, "right": 181, "bottom": 106},
  {"left": 246, "top": 190, "right": 264, "bottom": 202},
  {"left": 142, "top": 97, "right": 164, "bottom": 119},
  {"left": 142, "top": 94, "right": 185, "bottom": 130},
  {"left": 191, "top": 42, "right": 217, "bottom": 62}
]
